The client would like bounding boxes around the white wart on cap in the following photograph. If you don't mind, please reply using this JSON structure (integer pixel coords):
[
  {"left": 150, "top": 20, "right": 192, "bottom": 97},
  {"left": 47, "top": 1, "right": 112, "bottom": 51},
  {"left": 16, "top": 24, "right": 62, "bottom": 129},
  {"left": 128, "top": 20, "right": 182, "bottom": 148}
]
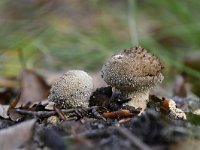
[
  {"left": 101, "top": 46, "right": 164, "bottom": 112},
  {"left": 48, "top": 70, "right": 94, "bottom": 108}
]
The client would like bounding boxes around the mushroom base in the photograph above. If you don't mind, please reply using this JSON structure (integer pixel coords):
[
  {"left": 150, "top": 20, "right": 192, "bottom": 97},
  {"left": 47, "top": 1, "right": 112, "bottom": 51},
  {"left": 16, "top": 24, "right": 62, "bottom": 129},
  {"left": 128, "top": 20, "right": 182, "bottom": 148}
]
[{"left": 120, "top": 90, "right": 149, "bottom": 114}]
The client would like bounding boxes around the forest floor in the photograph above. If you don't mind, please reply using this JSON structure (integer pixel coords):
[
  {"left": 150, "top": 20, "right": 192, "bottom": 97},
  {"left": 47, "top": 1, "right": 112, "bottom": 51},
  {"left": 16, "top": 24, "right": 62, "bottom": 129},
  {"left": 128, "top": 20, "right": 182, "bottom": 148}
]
[{"left": 0, "top": 69, "right": 200, "bottom": 150}]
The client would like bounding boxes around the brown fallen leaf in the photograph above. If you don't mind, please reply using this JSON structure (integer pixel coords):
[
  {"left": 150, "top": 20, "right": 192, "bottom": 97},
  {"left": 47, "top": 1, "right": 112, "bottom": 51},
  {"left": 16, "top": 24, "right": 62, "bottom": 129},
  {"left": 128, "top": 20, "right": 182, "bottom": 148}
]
[
  {"left": 89, "top": 86, "right": 112, "bottom": 108},
  {"left": 103, "top": 109, "right": 134, "bottom": 119},
  {"left": 0, "top": 87, "right": 18, "bottom": 105},
  {"left": 8, "top": 91, "right": 20, "bottom": 109},
  {"left": 0, "top": 119, "right": 36, "bottom": 150},
  {"left": 8, "top": 108, "right": 25, "bottom": 122},
  {"left": 161, "top": 97, "right": 170, "bottom": 112},
  {"left": 19, "top": 69, "right": 50, "bottom": 104},
  {"left": 7, "top": 92, "right": 24, "bottom": 122}
]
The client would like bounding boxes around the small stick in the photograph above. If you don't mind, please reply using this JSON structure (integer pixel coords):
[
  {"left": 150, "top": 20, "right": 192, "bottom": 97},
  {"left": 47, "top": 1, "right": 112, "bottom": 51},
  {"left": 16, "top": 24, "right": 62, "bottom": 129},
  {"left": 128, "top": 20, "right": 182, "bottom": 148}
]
[
  {"left": 14, "top": 109, "right": 75, "bottom": 118},
  {"left": 91, "top": 107, "right": 106, "bottom": 121},
  {"left": 54, "top": 106, "right": 66, "bottom": 120}
]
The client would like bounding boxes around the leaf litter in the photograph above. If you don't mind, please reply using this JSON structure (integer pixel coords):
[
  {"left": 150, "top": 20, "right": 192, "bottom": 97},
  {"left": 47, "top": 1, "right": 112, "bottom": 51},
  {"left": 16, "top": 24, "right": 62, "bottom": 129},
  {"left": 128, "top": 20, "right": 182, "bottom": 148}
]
[{"left": 0, "top": 70, "right": 200, "bottom": 150}]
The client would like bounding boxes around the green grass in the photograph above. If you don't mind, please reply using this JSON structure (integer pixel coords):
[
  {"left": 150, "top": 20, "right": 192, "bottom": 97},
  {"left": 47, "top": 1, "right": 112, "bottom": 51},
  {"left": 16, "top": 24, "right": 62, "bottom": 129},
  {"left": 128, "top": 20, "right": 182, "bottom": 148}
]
[{"left": 0, "top": 0, "right": 200, "bottom": 82}]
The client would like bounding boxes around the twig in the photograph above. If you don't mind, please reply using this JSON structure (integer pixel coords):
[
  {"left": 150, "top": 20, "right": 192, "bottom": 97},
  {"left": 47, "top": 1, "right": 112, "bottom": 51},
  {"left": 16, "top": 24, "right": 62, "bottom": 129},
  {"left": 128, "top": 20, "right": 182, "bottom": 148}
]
[
  {"left": 54, "top": 106, "right": 67, "bottom": 120},
  {"left": 91, "top": 106, "right": 106, "bottom": 121},
  {"left": 14, "top": 109, "right": 75, "bottom": 118},
  {"left": 65, "top": 116, "right": 78, "bottom": 121},
  {"left": 13, "top": 107, "right": 96, "bottom": 118}
]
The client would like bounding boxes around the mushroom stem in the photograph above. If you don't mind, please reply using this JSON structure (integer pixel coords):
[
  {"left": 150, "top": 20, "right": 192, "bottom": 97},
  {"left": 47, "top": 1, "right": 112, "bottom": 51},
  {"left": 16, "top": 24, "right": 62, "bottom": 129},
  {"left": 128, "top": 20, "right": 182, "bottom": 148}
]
[{"left": 120, "top": 89, "right": 149, "bottom": 113}]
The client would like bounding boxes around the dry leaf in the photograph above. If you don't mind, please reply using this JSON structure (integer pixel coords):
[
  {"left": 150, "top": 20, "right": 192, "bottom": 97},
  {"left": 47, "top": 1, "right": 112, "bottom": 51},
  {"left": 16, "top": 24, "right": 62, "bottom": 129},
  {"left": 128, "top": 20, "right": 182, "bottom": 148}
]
[
  {"left": 0, "top": 119, "right": 36, "bottom": 150},
  {"left": 19, "top": 69, "right": 50, "bottom": 103},
  {"left": 0, "top": 105, "right": 9, "bottom": 118},
  {"left": 8, "top": 92, "right": 20, "bottom": 109},
  {"left": 161, "top": 97, "right": 170, "bottom": 112},
  {"left": 103, "top": 109, "right": 134, "bottom": 119},
  {"left": 0, "top": 87, "right": 18, "bottom": 105},
  {"left": 7, "top": 93, "right": 24, "bottom": 121},
  {"left": 89, "top": 86, "right": 112, "bottom": 108},
  {"left": 8, "top": 108, "right": 24, "bottom": 122}
]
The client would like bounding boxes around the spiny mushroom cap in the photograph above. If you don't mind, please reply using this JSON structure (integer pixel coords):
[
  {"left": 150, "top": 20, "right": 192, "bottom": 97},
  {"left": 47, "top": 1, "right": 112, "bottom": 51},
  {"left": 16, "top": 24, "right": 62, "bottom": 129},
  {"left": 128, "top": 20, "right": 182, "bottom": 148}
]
[
  {"left": 101, "top": 46, "right": 164, "bottom": 91},
  {"left": 48, "top": 70, "right": 94, "bottom": 108}
]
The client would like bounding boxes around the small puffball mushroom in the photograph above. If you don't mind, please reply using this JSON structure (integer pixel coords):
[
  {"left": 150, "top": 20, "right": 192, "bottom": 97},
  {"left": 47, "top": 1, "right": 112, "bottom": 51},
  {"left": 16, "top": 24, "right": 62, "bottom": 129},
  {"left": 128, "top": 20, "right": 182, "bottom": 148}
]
[
  {"left": 48, "top": 70, "right": 94, "bottom": 109},
  {"left": 101, "top": 46, "right": 164, "bottom": 112}
]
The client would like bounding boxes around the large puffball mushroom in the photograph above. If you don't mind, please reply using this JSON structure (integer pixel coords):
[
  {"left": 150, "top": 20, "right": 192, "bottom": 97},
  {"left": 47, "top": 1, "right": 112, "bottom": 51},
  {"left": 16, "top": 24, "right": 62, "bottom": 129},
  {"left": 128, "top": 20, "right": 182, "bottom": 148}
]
[
  {"left": 48, "top": 70, "right": 94, "bottom": 109},
  {"left": 101, "top": 46, "right": 164, "bottom": 112}
]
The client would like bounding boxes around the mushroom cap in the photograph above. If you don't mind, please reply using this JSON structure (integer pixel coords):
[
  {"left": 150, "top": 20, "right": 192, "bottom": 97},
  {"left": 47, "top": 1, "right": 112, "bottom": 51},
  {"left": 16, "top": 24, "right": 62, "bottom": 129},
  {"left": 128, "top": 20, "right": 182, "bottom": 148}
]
[
  {"left": 48, "top": 70, "right": 94, "bottom": 108},
  {"left": 101, "top": 46, "right": 164, "bottom": 91}
]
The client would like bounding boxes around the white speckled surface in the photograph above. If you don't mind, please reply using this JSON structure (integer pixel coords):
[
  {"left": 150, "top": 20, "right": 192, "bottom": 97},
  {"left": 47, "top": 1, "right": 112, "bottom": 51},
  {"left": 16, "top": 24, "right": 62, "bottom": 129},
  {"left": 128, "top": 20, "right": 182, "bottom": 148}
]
[{"left": 48, "top": 70, "right": 94, "bottom": 108}]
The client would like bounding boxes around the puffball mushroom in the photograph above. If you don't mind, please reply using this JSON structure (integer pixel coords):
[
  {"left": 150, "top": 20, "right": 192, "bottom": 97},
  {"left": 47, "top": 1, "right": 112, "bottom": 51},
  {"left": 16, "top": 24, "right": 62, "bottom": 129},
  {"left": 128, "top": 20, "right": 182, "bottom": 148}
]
[
  {"left": 48, "top": 70, "right": 94, "bottom": 109},
  {"left": 101, "top": 46, "right": 164, "bottom": 112}
]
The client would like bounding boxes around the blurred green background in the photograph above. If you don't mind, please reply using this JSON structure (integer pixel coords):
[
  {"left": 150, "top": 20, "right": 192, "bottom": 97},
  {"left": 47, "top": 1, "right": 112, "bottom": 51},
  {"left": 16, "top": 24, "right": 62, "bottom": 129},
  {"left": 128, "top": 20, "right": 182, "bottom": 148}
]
[{"left": 0, "top": 0, "right": 200, "bottom": 81}]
